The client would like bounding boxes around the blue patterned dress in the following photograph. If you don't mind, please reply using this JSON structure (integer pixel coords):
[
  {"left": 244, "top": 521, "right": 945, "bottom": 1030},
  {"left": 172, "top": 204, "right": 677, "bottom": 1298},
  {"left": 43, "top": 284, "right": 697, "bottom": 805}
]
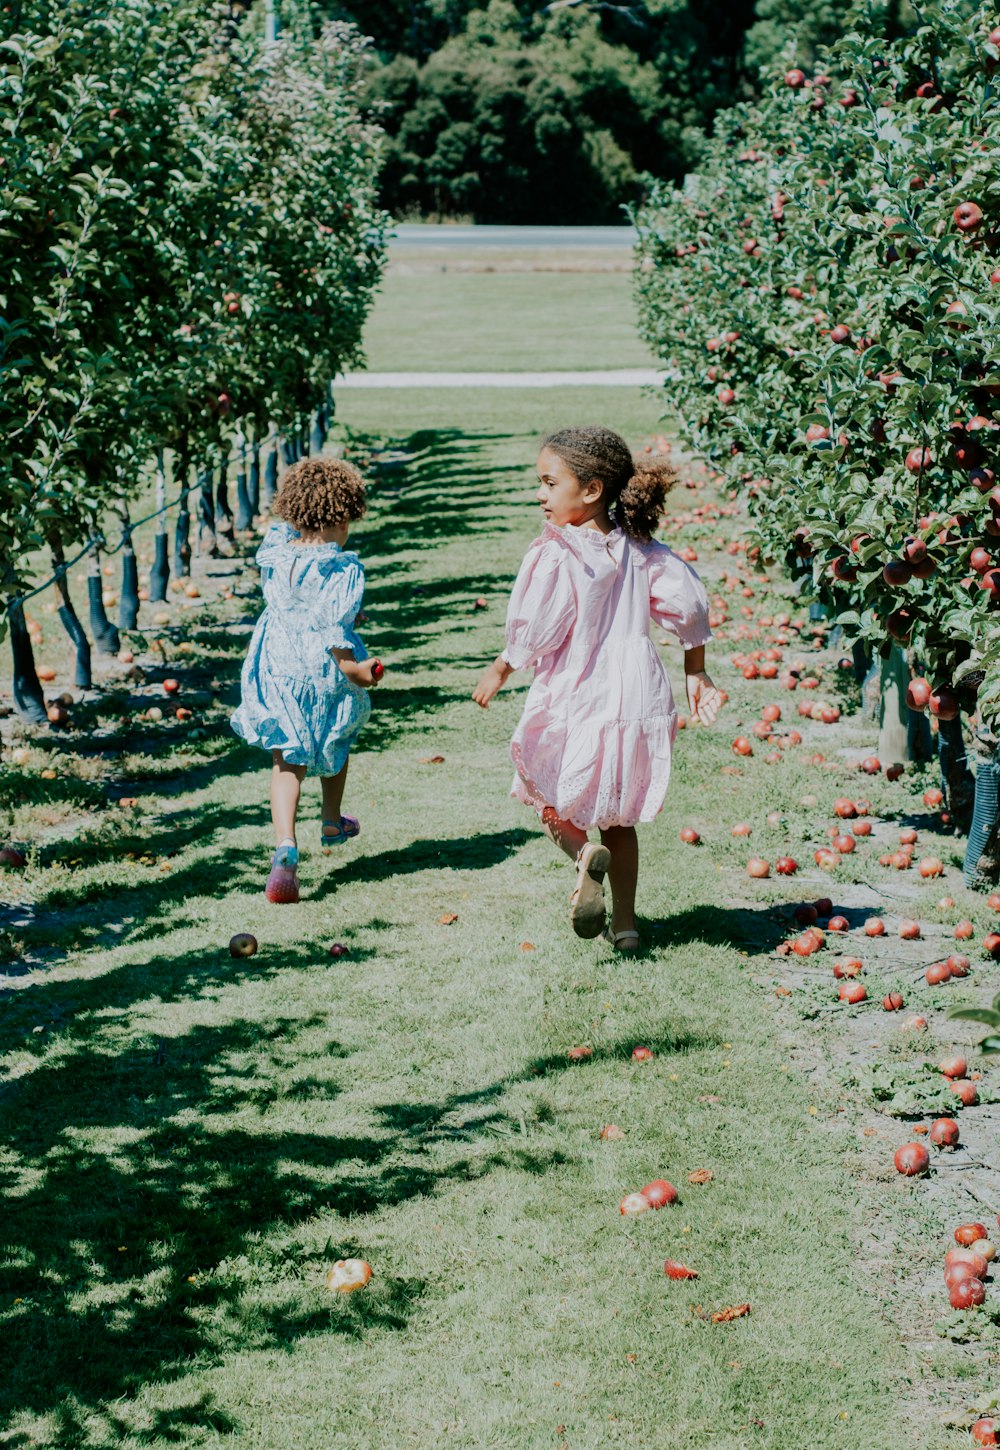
[{"left": 231, "top": 523, "right": 371, "bottom": 776}]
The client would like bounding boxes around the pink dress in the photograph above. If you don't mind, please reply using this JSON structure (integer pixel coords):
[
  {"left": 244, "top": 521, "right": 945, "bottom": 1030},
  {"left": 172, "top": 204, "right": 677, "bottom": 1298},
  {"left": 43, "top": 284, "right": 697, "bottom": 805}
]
[{"left": 502, "top": 522, "right": 711, "bottom": 830}]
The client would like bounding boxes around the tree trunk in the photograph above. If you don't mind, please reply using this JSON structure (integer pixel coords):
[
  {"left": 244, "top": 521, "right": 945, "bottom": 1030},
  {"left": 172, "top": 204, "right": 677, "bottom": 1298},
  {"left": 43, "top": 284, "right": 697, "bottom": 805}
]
[
  {"left": 965, "top": 746, "right": 1000, "bottom": 889},
  {"left": 878, "top": 644, "right": 910, "bottom": 763},
  {"left": 197, "top": 468, "right": 217, "bottom": 557},
  {"left": 51, "top": 541, "right": 92, "bottom": 689},
  {"left": 8, "top": 601, "right": 48, "bottom": 723},
  {"left": 119, "top": 542, "right": 140, "bottom": 631},
  {"left": 938, "top": 713, "right": 975, "bottom": 832},
  {"left": 248, "top": 441, "right": 260, "bottom": 518},
  {"left": 263, "top": 438, "right": 278, "bottom": 512},
  {"left": 234, "top": 435, "right": 253, "bottom": 531},
  {"left": 87, "top": 548, "right": 119, "bottom": 655}
]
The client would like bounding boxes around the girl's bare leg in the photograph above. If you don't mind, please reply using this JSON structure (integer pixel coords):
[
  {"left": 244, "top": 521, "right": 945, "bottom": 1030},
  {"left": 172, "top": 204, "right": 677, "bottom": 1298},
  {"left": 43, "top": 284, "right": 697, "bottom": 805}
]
[
  {"left": 271, "top": 752, "right": 306, "bottom": 846},
  {"left": 599, "top": 824, "right": 639, "bottom": 935},
  {"left": 540, "top": 805, "right": 589, "bottom": 861},
  {"left": 320, "top": 761, "right": 350, "bottom": 839}
]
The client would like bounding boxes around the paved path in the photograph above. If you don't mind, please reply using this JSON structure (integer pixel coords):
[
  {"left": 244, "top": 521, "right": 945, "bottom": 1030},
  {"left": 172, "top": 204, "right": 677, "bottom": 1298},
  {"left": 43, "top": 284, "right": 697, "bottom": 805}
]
[
  {"left": 392, "top": 224, "right": 637, "bottom": 250},
  {"left": 336, "top": 368, "right": 666, "bottom": 389}
]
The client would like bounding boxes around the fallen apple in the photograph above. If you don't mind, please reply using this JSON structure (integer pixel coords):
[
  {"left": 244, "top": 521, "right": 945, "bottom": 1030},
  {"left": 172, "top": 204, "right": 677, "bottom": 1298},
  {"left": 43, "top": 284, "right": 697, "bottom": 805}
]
[
  {"left": 893, "top": 1142, "right": 930, "bottom": 1175},
  {"left": 619, "top": 1191, "right": 651, "bottom": 1216},
  {"left": 325, "top": 1258, "right": 372, "bottom": 1293},
  {"left": 664, "top": 1259, "right": 698, "bottom": 1280},
  {"left": 640, "top": 1179, "right": 678, "bottom": 1208},
  {"left": 955, "top": 1222, "right": 988, "bottom": 1246},
  {"left": 940, "top": 1054, "right": 968, "bottom": 1079},
  {"left": 948, "top": 1275, "right": 986, "bottom": 1309},
  {"left": 929, "top": 1118, "right": 960, "bottom": 1147},
  {"left": 229, "top": 933, "right": 258, "bottom": 958}
]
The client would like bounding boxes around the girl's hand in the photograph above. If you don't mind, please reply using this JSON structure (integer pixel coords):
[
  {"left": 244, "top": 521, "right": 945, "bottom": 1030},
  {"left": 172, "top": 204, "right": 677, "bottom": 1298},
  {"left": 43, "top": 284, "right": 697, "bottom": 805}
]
[
  {"left": 686, "top": 669, "right": 723, "bottom": 726},
  {"left": 473, "top": 659, "right": 510, "bottom": 709},
  {"left": 331, "top": 647, "right": 381, "bottom": 688}
]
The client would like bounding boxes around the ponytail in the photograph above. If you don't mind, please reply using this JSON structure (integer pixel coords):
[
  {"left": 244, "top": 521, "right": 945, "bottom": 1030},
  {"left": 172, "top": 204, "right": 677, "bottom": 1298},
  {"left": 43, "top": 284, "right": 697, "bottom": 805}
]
[{"left": 616, "top": 459, "right": 676, "bottom": 541}]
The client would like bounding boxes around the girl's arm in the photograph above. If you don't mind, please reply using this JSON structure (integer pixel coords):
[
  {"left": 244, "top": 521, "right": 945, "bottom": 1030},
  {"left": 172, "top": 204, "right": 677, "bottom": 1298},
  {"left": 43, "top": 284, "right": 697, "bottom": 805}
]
[
  {"left": 473, "top": 652, "right": 514, "bottom": 709},
  {"left": 473, "top": 540, "right": 575, "bottom": 710},
  {"left": 331, "top": 645, "right": 381, "bottom": 688},
  {"left": 684, "top": 644, "right": 723, "bottom": 725}
]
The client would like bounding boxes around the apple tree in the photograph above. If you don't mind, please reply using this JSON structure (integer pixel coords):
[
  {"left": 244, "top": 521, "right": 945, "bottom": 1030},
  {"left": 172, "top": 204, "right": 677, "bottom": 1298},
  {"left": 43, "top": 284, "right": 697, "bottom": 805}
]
[{"left": 635, "top": 0, "right": 1000, "bottom": 881}]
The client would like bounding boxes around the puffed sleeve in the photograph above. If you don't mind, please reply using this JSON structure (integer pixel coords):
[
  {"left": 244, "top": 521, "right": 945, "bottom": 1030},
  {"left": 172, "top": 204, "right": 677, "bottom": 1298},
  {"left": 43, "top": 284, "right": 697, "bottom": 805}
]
[
  {"left": 314, "top": 554, "right": 366, "bottom": 649},
  {"left": 503, "top": 538, "right": 576, "bottom": 670},
  {"left": 647, "top": 543, "right": 713, "bottom": 649},
  {"left": 255, "top": 522, "right": 297, "bottom": 569}
]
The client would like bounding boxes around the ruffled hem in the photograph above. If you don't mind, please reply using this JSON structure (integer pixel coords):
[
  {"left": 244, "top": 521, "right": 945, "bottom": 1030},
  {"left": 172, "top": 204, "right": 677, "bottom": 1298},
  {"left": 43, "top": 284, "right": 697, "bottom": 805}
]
[
  {"left": 231, "top": 667, "right": 370, "bottom": 778},
  {"left": 510, "top": 713, "right": 675, "bottom": 831}
]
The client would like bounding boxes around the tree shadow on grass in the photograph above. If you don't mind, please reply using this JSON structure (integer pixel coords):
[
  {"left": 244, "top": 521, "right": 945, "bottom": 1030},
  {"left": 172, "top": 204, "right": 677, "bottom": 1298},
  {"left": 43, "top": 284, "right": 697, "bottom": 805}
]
[
  {"left": 647, "top": 903, "right": 790, "bottom": 958},
  {"left": 314, "top": 826, "right": 532, "bottom": 896},
  {"left": 0, "top": 981, "right": 652, "bottom": 1439}
]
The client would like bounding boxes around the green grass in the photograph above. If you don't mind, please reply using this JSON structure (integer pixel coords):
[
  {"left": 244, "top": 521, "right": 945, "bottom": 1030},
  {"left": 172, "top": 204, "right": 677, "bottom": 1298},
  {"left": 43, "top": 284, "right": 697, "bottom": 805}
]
[
  {"left": 359, "top": 271, "right": 654, "bottom": 372},
  {"left": 2, "top": 398, "right": 965, "bottom": 1450}
]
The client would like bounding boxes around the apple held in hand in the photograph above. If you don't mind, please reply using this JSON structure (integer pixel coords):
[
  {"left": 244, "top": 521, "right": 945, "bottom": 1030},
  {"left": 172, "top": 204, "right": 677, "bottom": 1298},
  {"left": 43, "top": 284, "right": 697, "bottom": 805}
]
[{"left": 370, "top": 659, "right": 385, "bottom": 682}]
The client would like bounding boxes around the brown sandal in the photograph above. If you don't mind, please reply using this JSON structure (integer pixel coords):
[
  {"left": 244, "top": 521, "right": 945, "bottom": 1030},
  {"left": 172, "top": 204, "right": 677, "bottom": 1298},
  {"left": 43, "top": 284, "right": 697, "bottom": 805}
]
[
  {"left": 602, "top": 926, "right": 640, "bottom": 955},
  {"left": 569, "top": 842, "right": 611, "bottom": 939}
]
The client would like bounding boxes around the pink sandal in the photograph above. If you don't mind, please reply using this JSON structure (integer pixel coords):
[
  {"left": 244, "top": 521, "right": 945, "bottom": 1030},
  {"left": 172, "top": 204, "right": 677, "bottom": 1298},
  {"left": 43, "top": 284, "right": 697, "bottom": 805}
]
[{"left": 265, "top": 840, "right": 300, "bottom": 904}]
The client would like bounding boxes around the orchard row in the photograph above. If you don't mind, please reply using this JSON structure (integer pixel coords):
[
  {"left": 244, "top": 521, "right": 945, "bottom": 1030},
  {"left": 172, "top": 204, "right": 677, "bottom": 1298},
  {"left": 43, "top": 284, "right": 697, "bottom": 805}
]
[
  {"left": 635, "top": 0, "right": 1000, "bottom": 878},
  {"left": 1, "top": 0, "right": 386, "bottom": 715}
]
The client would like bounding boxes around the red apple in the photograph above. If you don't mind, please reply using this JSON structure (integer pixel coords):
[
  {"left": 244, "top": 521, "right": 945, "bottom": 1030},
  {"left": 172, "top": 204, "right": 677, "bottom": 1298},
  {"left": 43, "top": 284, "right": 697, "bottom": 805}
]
[
  {"left": 954, "top": 201, "right": 984, "bottom": 232},
  {"left": 775, "top": 856, "right": 798, "bottom": 875},
  {"left": 882, "top": 991, "right": 905, "bottom": 1011},
  {"left": 838, "top": 980, "right": 867, "bottom": 1003},
  {"left": 893, "top": 1142, "right": 930, "bottom": 1175},
  {"left": 940, "top": 1054, "right": 968, "bottom": 1079},
  {"left": 899, "top": 919, "right": 921, "bottom": 940},
  {"left": 679, "top": 827, "right": 701, "bottom": 845},
  {"left": 640, "top": 1179, "right": 678, "bottom": 1208},
  {"left": 905, "top": 447, "right": 933, "bottom": 474},
  {"left": 930, "top": 1118, "right": 960, "bottom": 1147},
  {"left": 864, "top": 917, "right": 885, "bottom": 937},
  {"left": 955, "top": 1222, "right": 989, "bottom": 1245},
  {"left": 906, "top": 677, "right": 931, "bottom": 710},
  {"left": 925, "top": 961, "right": 952, "bottom": 985},
  {"left": 229, "top": 933, "right": 258, "bottom": 958},
  {"left": 747, "top": 857, "right": 770, "bottom": 878},
  {"left": 949, "top": 1276, "right": 986, "bottom": 1309}
]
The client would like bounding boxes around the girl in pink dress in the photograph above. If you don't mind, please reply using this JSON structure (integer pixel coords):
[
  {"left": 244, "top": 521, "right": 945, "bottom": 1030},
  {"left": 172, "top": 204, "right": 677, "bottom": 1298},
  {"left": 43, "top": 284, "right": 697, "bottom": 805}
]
[{"left": 473, "top": 425, "right": 722, "bottom": 953}]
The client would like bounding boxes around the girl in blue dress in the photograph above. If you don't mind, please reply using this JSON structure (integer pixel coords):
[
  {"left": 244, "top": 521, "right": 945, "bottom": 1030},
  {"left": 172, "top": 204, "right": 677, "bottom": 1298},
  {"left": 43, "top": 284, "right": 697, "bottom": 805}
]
[{"left": 231, "top": 457, "right": 382, "bottom": 903}]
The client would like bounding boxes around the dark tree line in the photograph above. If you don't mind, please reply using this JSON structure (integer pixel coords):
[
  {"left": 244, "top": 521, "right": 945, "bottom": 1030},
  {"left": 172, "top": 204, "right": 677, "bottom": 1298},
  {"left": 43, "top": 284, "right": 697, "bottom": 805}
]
[{"left": 320, "top": 0, "right": 861, "bottom": 222}]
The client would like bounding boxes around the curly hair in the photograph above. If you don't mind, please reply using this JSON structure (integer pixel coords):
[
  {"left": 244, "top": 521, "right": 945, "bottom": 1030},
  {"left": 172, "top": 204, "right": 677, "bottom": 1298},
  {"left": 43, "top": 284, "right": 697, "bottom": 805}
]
[
  {"left": 273, "top": 457, "right": 367, "bottom": 532},
  {"left": 541, "top": 426, "right": 675, "bottom": 540}
]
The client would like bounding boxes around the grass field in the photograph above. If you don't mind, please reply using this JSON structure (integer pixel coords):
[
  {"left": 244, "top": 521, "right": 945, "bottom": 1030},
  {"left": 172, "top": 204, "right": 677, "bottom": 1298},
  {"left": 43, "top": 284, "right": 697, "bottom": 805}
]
[
  {"left": 358, "top": 269, "right": 654, "bottom": 373},
  {"left": 3, "top": 266, "right": 999, "bottom": 1449}
]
